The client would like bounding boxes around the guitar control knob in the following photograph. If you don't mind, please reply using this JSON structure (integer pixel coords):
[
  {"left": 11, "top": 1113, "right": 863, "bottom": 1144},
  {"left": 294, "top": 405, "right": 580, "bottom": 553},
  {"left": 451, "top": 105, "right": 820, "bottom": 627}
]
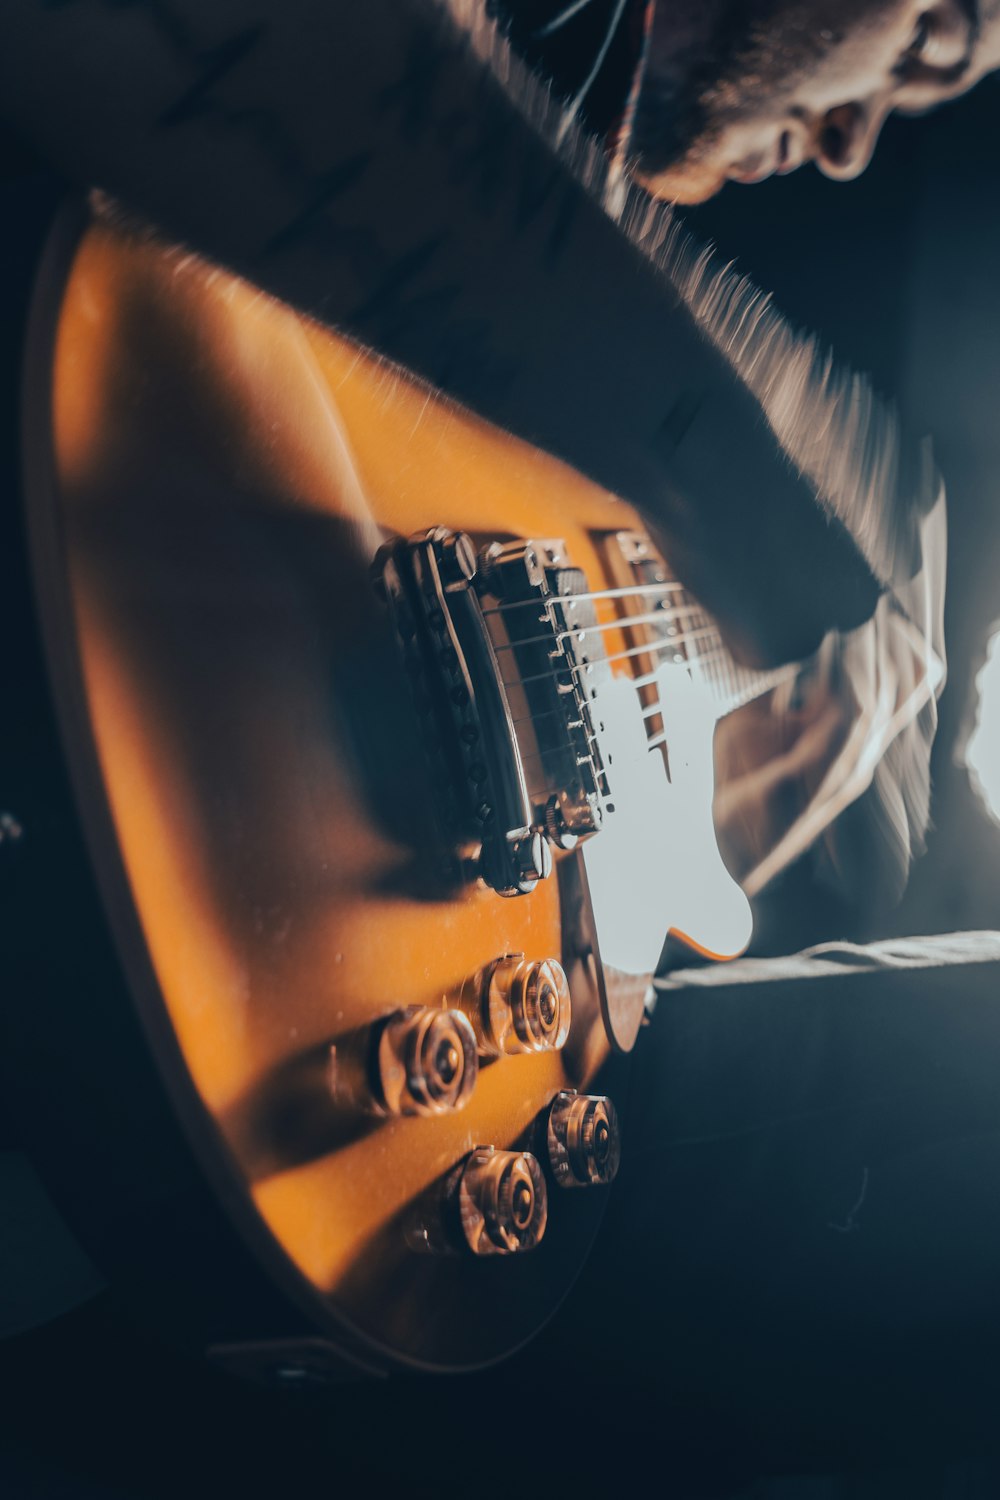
[
  {"left": 329, "top": 1007, "right": 478, "bottom": 1118},
  {"left": 546, "top": 1091, "right": 620, "bottom": 1188},
  {"left": 458, "top": 1148, "right": 547, "bottom": 1256},
  {"left": 465, "top": 955, "right": 571, "bottom": 1056}
]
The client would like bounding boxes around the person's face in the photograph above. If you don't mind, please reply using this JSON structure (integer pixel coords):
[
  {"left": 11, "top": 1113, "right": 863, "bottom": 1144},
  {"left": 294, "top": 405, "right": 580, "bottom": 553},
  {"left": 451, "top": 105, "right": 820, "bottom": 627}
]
[{"left": 634, "top": 0, "right": 1000, "bottom": 202}]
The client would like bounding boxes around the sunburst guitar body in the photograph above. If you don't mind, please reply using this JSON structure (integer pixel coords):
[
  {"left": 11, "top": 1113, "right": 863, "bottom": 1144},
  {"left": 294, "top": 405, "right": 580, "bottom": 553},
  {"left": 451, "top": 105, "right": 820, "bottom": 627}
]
[{"left": 15, "top": 206, "right": 768, "bottom": 1375}]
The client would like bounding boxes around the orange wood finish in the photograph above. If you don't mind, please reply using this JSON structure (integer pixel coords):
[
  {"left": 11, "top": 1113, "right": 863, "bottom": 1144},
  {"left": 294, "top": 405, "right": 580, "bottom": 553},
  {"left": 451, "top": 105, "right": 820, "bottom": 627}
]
[{"left": 42, "top": 219, "right": 645, "bottom": 1365}]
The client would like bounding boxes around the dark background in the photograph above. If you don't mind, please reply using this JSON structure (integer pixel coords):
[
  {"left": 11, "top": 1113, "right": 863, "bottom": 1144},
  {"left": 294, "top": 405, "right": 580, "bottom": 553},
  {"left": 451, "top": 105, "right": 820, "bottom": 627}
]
[{"left": 4, "top": 69, "right": 1000, "bottom": 1500}]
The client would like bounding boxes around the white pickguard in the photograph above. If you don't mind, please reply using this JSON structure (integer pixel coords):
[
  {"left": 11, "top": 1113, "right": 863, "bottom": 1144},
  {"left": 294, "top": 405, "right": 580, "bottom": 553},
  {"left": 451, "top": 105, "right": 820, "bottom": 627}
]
[{"left": 581, "top": 666, "right": 752, "bottom": 976}]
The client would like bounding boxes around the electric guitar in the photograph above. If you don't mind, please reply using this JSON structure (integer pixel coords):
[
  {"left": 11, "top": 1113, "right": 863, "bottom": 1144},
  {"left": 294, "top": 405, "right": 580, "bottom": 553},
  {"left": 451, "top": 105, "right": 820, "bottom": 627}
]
[{"left": 12, "top": 203, "right": 794, "bottom": 1378}]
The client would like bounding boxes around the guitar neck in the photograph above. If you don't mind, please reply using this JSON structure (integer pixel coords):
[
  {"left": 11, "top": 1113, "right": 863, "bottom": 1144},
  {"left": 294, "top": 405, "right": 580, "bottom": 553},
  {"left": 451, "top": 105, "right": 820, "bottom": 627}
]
[
  {"left": 600, "top": 534, "right": 801, "bottom": 727},
  {"left": 682, "top": 623, "right": 800, "bottom": 722}
]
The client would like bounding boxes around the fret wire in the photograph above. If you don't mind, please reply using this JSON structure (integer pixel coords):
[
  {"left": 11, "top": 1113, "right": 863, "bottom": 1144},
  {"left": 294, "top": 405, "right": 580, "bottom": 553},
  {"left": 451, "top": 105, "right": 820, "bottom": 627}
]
[
  {"left": 645, "top": 666, "right": 798, "bottom": 746},
  {"left": 633, "top": 624, "right": 720, "bottom": 658},
  {"left": 630, "top": 663, "right": 674, "bottom": 691},
  {"left": 694, "top": 649, "right": 755, "bottom": 690},
  {"left": 700, "top": 641, "right": 723, "bottom": 695},
  {"left": 637, "top": 650, "right": 737, "bottom": 717}
]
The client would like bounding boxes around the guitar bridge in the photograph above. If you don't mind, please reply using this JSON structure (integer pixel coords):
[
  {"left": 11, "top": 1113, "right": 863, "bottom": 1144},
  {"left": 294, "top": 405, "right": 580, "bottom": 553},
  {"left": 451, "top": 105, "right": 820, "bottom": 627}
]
[{"left": 373, "top": 529, "right": 612, "bottom": 896}]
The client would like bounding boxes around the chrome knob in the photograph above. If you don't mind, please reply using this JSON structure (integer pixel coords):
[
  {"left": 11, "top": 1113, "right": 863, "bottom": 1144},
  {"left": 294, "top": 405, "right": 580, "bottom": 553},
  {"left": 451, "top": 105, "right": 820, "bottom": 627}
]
[
  {"left": 377, "top": 1007, "right": 478, "bottom": 1116},
  {"left": 329, "top": 1007, "right": 478, "bottom": 1117},
  {"left": 466, "top": 954, "right": 571, "bottom": 1056},
  {"left": 546, "top": 1091, "right": 620, "bottom": 1188},
  {"left": 458, "top": 1147, "right": 547, "bottom": 1256}
]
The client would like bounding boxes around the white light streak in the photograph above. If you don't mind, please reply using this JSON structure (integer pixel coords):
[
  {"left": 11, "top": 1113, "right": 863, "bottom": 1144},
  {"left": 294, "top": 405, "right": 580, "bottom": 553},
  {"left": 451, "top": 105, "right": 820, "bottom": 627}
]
[{"left": 965, "top": 623, "right": 1000, "bottom": 826}]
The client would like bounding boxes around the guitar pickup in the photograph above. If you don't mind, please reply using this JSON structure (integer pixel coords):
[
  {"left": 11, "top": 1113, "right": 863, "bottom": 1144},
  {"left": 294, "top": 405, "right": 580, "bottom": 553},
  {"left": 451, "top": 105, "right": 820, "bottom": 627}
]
[
  {"left": 373, "top": 529, "right": 612, "bottom": 896},
  {"left": 478, "top": 537, "right": 611, "bottom": 849}
]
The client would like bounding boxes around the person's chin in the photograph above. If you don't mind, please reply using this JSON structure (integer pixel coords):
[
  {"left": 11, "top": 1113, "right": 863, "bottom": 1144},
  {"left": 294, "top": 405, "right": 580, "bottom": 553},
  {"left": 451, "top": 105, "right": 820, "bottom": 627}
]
[{"left": 633, "top": 158, "right": 728, "bottom": 204}]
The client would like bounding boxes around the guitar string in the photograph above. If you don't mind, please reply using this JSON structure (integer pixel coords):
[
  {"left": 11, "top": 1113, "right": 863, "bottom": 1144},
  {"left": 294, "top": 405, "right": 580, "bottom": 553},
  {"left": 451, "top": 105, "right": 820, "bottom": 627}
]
[
  {"left": 480, "top": 580, "right": 681, "bottom": 615},
  {"left": 509, "top": 627, "right": 725, "bottom": 727},
  {"left": 514, "top": 646, "right": 797, "bottom": 773},
  {"left": 429, "top": 552, "right": 744, "bottom": 692},
  {"left": 514, "top": 670, "right": 730, "bottom": 772},
  {"left": 513, "top": 647, "right": 772, "bottom": 775},
  {"left": 515, "top": 624, "right": 712, "bottom": 687},
  {"left": 492, "top": 602, "right": 703, "bottom": 652},
  {"left": 441, "top": 572, "right": 781, "bottom": 766},
  {"left": 510, "top": 642, "right": 745, "bottom": 736},
  {"left": 506, "top": 603, "right": 727, "bottom": 681},
  {"left": 512, "top": 641, "right": 747, "bottom": 730}
]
